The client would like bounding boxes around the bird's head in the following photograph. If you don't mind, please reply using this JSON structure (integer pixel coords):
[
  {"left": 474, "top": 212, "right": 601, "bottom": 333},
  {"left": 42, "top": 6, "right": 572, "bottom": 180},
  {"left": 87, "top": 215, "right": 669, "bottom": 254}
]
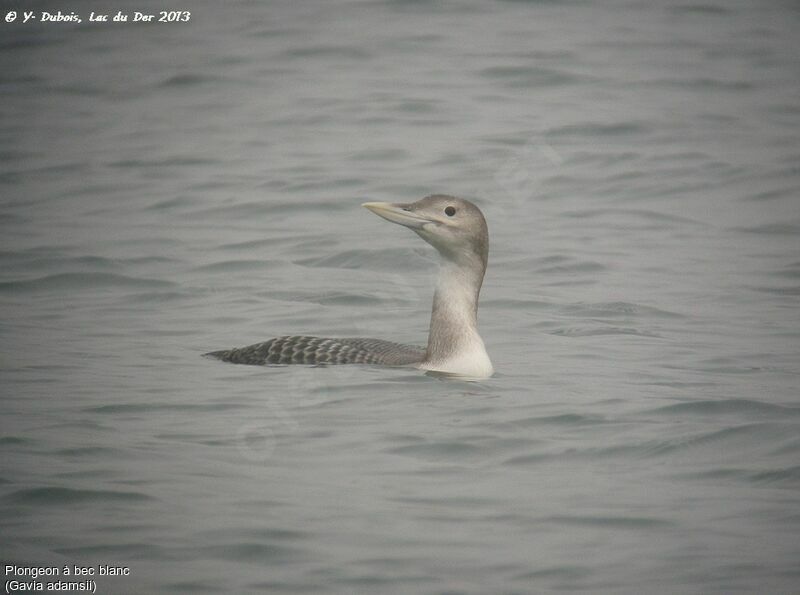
[{"left": 362, "top": 194, "right": 488, "bottom": 269}]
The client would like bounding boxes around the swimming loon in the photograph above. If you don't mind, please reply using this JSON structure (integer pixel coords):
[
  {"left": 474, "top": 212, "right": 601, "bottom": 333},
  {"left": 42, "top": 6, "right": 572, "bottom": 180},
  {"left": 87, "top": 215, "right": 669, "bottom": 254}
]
[{"left": 206, "top": 194, "right": 493, "bottom": 378}]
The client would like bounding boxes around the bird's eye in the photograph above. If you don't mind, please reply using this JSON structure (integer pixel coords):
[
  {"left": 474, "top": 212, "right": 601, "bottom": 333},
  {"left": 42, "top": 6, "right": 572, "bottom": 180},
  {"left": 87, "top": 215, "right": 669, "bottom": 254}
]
[{"left": 444, "top": 206, "right": 456, "bottom": 217}]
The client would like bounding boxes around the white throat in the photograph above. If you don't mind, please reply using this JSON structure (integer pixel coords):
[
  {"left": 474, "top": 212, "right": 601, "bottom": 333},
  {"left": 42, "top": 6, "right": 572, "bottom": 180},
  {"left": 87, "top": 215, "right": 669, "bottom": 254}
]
[{"left": 419, "top": 258, "right": 493, "bottom": 379}]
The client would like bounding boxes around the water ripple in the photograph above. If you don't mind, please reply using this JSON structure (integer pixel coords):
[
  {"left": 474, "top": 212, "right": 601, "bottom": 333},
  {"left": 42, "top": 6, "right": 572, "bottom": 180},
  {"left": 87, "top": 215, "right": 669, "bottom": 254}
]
[
  {"left": 648, "top": 399, "right": 800, "bottom": 417},
  {"left": 197, "top": 542, "right": 304, "bottom": 564},
  {"left": 0, "top": 273, "right": 175, "bottom": 292},
  {"left": 545, "top": 515, "right": 674, "bottom": 528},
  {"left": 479, "top": 65, "right": 587, "bottom": 88},
  {"left": 4, "top": 487, "right": 153, "bottom": 505}
]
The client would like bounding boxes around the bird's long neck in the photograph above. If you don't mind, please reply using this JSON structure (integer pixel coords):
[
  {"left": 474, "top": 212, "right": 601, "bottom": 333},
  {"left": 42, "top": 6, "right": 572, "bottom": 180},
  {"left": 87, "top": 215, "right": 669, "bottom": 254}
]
[{"left": 424, "top": 254, "right": 489, "bottom": 371}]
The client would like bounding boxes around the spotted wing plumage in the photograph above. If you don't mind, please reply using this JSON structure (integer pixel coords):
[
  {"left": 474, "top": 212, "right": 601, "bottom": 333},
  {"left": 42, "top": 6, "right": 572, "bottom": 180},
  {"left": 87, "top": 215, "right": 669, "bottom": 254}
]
[{"left": 205, "top": 335, "right": 425, "bottom": 367}]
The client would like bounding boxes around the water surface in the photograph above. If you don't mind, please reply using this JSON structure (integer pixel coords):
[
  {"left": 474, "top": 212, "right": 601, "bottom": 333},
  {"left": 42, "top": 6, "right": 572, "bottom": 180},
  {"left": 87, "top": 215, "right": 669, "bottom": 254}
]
[{"left": 1, "top": 0, "right": 799, "bottom": 593}]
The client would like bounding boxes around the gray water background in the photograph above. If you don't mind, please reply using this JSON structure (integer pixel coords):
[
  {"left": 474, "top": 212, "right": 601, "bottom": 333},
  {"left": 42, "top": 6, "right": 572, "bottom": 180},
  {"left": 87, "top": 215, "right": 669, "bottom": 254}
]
[{"left": 1, "top": 0, "right": 799, "bottom": 593}]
